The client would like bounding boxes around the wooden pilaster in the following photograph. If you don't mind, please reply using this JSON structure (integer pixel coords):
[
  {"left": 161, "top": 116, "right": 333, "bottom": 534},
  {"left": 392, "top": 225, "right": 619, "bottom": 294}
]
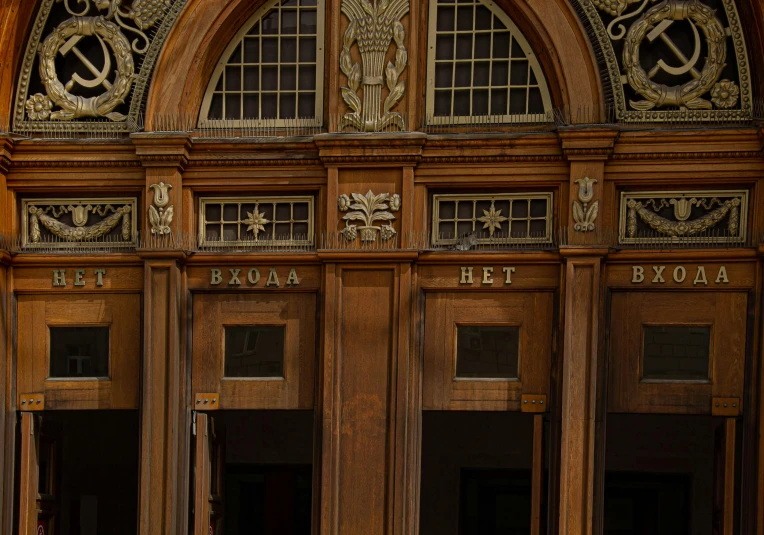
[
  {"left": 557, "top": 252, "right": 604, "bottom": 535},
  {"left": 134, "top": 135, "right": 190, "bottom": 535},
  {"left": 0, "top": 137, "right": 12, "bottom": 535}
]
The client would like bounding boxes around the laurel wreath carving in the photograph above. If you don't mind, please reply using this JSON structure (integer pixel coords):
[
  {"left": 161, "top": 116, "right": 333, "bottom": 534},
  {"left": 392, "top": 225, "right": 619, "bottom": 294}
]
[
  {"left": 622, "top": 0, "right": 727, "bottom": 111},
  {"left": 39, "top": 16, "right": 135, "bottom": 121},
  {"left": 29, "top": 204, "right": 132, "bottom": 242}
]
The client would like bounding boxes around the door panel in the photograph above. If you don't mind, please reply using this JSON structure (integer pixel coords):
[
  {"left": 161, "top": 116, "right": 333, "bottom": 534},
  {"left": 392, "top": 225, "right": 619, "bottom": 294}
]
[
  {"left": 17, "top": 294, "right": 141, "bottom": 410},
  {"left": 608, "top": 292, "right": 747, "bottom": 414},
  {"left": 19, "top": 413, "right": 58, "bottom": 535},
  {"left": 192, "top": 293, "right": 316, "bottom": 409},
  {"left": 423, "top": 291, "right": 554, "bottom": 411}
]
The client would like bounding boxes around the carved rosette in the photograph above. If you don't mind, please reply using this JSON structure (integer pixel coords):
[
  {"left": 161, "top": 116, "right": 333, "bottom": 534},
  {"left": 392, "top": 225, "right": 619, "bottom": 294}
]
[
  {"left": 339, "top": 0, "right": 410, "bottom": 132},
  {"left": 338, "top": 190, "right": 401, "bottom": 242}
]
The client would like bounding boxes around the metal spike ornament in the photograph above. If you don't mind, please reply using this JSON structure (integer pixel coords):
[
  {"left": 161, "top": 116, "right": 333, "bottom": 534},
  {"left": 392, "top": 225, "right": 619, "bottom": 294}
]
[{"left": 339, "top": 0, "right": 409, "bottom": 132}]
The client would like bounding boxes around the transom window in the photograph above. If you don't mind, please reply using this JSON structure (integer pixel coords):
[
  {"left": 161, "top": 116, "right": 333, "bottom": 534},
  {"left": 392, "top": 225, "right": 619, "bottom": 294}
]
[
  {"left": 199, "top": 0, "right": 325, "bottom": 127},
  {"left": 426, "top": 0, "right": 552, "bottom": 124}
]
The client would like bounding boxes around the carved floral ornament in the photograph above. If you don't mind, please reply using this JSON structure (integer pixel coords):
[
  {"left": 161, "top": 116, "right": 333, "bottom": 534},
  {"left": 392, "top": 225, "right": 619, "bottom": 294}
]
[
  {"left": 338, "top": 190, "right": 401, "bottom": 242},
  {"left": 577, "top": 0, "right": 752, "bottom": 122},
  {"left": 572, "top": 177, "right": 599, "bottom": 232},
  {"left": 148, "top": 182, "right": 174, "bottom": 235},
  {"left": 14, "top": 0, "right": 186, "bottom": 132},
  {"left": 340, "top": 0, "right": 410, "bottom": 131}
]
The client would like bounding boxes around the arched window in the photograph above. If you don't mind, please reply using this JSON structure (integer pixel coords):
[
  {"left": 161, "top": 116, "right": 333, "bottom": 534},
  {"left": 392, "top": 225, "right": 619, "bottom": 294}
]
[
  {"left": 199, "top": 0, "right": 325, "bottom": 127},
  {"left": 426, "top": 0, "right": 552, "bottom": 124}
]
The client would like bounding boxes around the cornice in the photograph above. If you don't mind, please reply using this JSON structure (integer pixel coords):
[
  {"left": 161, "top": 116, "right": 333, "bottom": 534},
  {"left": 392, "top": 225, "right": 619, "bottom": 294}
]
[
  {"left": 420, "top": 155, "right": 564, "bottom": 164},
  {"left": 314, "top": 132, "right": 426, "bottom": 166},
  {"left": 187, "top": 158, "right": 323, "bottom": 168},
  {"left": 10, "top": 160, "right": 142, "bottom": 168},
  {"left": 611, "top": 151, "right": 763, "bottom": 161}
]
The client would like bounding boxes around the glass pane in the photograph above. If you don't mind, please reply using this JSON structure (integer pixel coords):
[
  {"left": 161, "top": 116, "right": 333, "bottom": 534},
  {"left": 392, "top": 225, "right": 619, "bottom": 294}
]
[
  {"left": 643, "top": 326, "right": 710, "bottom": 381},
  {"left": 225, "top": 326, "right": 285, "bottom": 378},
  {"left": 456, "top": 325, "right": 519, "bottom": 379},
  {"left": 49, "top": 327, "right": 109, "bottom": 378}
]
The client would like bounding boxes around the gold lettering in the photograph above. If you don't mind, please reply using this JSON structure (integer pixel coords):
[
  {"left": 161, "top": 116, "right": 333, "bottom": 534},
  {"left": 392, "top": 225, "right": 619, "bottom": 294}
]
[
  {"left": 286, "top": 269, "right": 300, "bottom": 286},
  {"left": 673, "top": 266, "right": 686, "bottom": 283},
  {"left": 52, "top": 270, "right": 66, "bottom": 287},
  {"left": 482, "top": 267, "right": 494, "bottom": 285},
  {"left": 266, "top": 268, "right": 280, "bottom": 287},
  {"left": 460, "top": 267, "right": 473, "bottom": 284},
  {"left": 210, "top": 269, "right": 222, "bottom": 285},
  {"left": 74, "top": 269, "right": 86, "bottom": 286},
  {"left": 94, "top": 269, "right": 106, "bottom": 287},
  {"left": 652, "top": 266, "right": 666, "bottom": 283},
  {"left": 715, "top": 266, "right": 729, "bottom": 284},
  {"left": 502, "top": 267, "right": 515, "bottom": 284},
  {"left": 693, "top": 266, "right": 708, "bottom": 286},
  {"left": 248, "top": 268, "right": 261, "bottom": 285},
  {"left": 632, "top": 266, "right": 644, "bottom": 283},
  {"left": 228, "top": 268, "right": 241, "bottom": 286}
]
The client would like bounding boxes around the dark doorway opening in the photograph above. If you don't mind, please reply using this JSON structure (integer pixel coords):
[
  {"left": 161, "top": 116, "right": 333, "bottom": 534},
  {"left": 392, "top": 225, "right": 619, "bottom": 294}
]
[
  {"left": 209, "top": 410, "right": 314, "bottom": 535},
  {"left": 42, "top": 410, "right": 139, "bottom": 535},
  {"left": 604, "top": 413, "right": 736, "bottom": 535},
  {"left": 420, "top": 411, "right": 543, "bottom": 535}
]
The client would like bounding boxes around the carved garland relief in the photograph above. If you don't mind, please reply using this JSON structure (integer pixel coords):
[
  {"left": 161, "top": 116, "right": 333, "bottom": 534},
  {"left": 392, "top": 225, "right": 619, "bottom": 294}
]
[
  {"left": 340, "top": 0, "right": 410, "bottom": 131},
  {"left": 22, "top": 198, "right": 137, "bottom": 249},
  {"left": 618, "top": 190, "right": 748, "bottom": 243},
  {"left": 14, "top": 0, "right": 187, "bottom": 132},
  {"left": 577, "top": 0, "right": 752, "bottom": 122}
]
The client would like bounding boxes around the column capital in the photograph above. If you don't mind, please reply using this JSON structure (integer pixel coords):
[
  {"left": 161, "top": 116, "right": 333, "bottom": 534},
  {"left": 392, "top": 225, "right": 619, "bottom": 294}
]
[
  {"left": 0, "top": 136, "right": 14, "bottom": 175},
  {"left": 558, "top": 126, "right": 619, "bottom": 161},
  {"left": 131, "top": 133, "right": 192, "bottom": 171}
]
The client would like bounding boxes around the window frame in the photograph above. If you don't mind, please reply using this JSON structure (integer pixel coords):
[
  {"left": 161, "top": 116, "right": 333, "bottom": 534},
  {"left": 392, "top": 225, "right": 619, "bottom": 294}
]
[
  {"left": 425, "top": 0, "right": 553, "bottom": 125},
  {"left": 198, "top": 0, "right": 326, "bottom": 128}
]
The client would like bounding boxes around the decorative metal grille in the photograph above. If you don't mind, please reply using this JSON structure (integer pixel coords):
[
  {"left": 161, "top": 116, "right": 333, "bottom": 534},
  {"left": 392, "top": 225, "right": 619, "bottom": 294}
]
[
  {"left": 431, "top": 193, "right": 553, "bottom": 246},
  {"left": 199, "top": 0, "right": 324, "bottom": 127},
  {"left": 22, "top": 198, "right": 137, "bottom": 250},
  {"left": 618, "top": 190, "right": 749, "bottom": 245},
  {"left": 199, "top": 196, "right": 314, "bottom": 247},
  {"left": 426, "top": 0, "right": 552, "bottom": 124}
]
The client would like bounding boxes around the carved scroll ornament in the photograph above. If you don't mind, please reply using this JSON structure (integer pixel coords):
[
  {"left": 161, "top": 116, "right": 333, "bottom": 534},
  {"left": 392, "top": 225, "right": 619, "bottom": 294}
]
[{"left": 339, "top": 0, "right": 409, "bottom": 131}]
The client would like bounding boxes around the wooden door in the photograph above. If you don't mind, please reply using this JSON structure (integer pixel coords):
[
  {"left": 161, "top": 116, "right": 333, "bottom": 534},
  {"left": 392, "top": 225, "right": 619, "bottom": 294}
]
[
  {"left": 19, "top": 413, "right": 59, "bottom": 535},
  {"left": 192, "top": 293, "right": 316, "bottom": 410},
  {"left": 194, "top": 413, "right": 225, "bottom": 535},
  {"left": 713, "top": 418, "right": 736, "bottom": 535}
]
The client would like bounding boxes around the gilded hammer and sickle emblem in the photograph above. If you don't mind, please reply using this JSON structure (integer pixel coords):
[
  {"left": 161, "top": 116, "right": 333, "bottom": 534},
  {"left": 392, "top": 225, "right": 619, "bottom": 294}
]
[
  {"left": 59, "top": 33, "right": 113, "bottom": 92},
  {"left": 646, "top": 19, "right": 702, "bottom": 80}
]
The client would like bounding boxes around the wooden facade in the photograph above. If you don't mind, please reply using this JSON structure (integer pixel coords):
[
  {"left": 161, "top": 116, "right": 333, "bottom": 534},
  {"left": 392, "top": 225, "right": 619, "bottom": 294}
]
[{"left": 1, "top": 0, "right": 764, "bottom": 533}]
